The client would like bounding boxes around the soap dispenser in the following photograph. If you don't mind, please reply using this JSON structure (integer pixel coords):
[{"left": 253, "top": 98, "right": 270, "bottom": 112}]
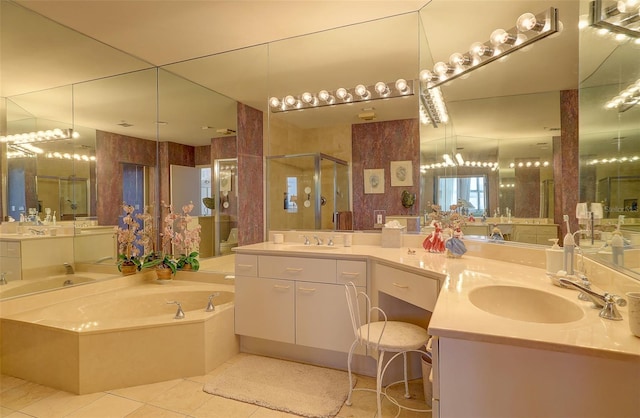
[
  {"left": 546, "top": 238, "right": 563, "bottom": 275},
  {"left": 611, "top": 215, "right": 625, "bottom": 266},
  {"left": 562, "top": 215, "right": 575, "bottom": 275}
]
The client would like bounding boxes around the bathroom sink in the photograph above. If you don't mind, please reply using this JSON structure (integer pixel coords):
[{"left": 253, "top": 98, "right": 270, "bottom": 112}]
[
  {"left": 286, "top": 245, "right": 339, "bottom": 251},
  {"left": 468, "top": 285, "right": 584, "bottom": 324}
]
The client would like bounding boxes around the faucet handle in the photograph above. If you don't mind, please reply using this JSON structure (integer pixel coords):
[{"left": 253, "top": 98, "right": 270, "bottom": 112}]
[
  {"left": 600, "top": 293, "right": 625, "bottom": 321},
  {"left": 327, "top": 236, "right": 334, "bottom": 246},
  {"left": 206, "top": 292, "right": 220, "bottom": 312},
  {"left": 167, "top": 301, "right": 185, "bottom": 319}
]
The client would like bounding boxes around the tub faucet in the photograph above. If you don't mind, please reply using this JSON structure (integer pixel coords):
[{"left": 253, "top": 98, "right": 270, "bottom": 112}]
[
  {"left": 206, "top": 292, "right": 220, "bottom": 312},
  {"left": 0, "top": 273, "right": 7, "bottom": 285},
  {"left": 559, "top": 278, "right": 626, "bottom": 321},
  {"left": 313, "top": 235, "right": 323, "bottom": 245},
  {"left": 167, "top": 301, "right": 185, "bottom": 319},
  {"left": 63, "top": 262, "right": 74, "bottom": 275}
]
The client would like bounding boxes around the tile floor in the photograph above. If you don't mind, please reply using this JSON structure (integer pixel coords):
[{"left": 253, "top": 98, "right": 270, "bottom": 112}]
[{"left": 1, "top": 354, "right": 432, "bottom": 418}]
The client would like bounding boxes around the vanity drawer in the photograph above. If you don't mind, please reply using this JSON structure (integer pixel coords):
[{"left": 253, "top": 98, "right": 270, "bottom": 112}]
[
  {"left": 336, "top": 260, "right": 367, "bottom": 287},
  {"left": 235, "top": 254, "right": 258, "bottom": 277},
  {"left": 376, "top": 263, "right": 439, "bottom": 311},
  {"left": 0, "top": 241, "right": 20, "bottom": 258},
  {"left": 259, "top": 255, "right": 337, "bottom": 283}
]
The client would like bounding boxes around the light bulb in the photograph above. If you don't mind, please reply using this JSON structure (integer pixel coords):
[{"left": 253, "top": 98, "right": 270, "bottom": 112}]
[
  {"left": 336, "top": 87, "right": 352, "bottom": 102},
  {"left": 375, "top": 82, "right": 390, "bottom": 96},
  {"left": 355, "top": 84, "right": 370, "bottom": 99},
  {"left": 395, "top": 78, "right": 409, "bottom": 94},
  {"left": 433, "top": 62, "right": 452, "bottom": 77},
  {"left": 516, "top": 12, "right": 544, "bottom": 32},
  {"left": 72, "top": 131, "right": 80, "bottom": 139},
  {"left": 490, "top": 29, "right": 517, "bottom": 46},
  {"left": 269, "top": 97, "right": 281, "bottom": 108},
  {"left": 284, "top": 95, "right": 297, "bottom": 107},
  {"left": 449, "top": 52, "right": 472, "bottom": 69},
  {"left": 419, "top": 70, "right": 436, "bottom": 83},
  {"left": 617, "top": 0, "right": 640, "bottom": 13},
  {"left": 301, "top": 92, "right": 314, "bottom": 104},
  {"left": 469, "top": 42, "right": 493, "bottom": 57}
]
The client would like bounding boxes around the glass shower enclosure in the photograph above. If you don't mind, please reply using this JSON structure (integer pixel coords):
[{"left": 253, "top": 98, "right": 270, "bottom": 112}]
[{"left": 266, "top": 153, "right": 350, "bottom": 231}]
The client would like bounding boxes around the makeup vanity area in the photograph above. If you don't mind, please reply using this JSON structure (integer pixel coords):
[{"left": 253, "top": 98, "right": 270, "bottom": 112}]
[{"left": 234, "top": 231, "right": 640, "bottom": 418}]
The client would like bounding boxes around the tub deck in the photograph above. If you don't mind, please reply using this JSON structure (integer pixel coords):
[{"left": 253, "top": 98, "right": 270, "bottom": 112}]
[{"left": 0, "top": 272, "right": 239, "bottom": 394}]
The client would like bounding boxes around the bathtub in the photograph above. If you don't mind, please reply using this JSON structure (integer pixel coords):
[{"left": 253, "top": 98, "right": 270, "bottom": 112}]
[
  {"left": 0, "top": 273, "right": 103, "bottom": 300},
  {"left": 1, "top": 278, "right": 239, "bottom": 394}
]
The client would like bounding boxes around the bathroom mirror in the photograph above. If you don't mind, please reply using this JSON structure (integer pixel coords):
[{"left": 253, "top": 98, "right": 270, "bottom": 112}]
[
  {"left": 576, "top": 2, "right": 640, "bottom": 279},
  {"left": 2, "top": 0, "right": 639, "bottom": 282}
]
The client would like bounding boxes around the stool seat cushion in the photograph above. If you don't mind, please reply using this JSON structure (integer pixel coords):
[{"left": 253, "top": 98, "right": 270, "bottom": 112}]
[{"left": 358, "top": 321, "right": 429, "bottom": 352}]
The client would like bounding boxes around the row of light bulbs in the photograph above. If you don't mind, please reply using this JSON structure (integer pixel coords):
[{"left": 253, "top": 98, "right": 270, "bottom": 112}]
[
  {"left": 268, "top": 79, "right": 412, "bottom": 112},
  {"left": 588, "top": 0, "right": 640, "bottom": 41},
  {"left": 586, "top": 155, "right": 640, "bottom": 165},
  {"left": 508, "top": 161, "right": 551, "bottom": 168},
  {"left": 420, "top": 10, "right": 557, "bottom": 87},
  {"left": 605, "top": 78, "right": 640, "bottom": 111},
  {"left": 500, "top": 183, "right": 516, "bottom": 188},
  {"left": 0, "top": 128, "right": 78, "bottom": 144}
]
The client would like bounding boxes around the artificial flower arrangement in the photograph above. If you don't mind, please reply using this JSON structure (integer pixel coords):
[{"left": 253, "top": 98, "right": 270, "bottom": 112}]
[
  {"left": 139, "top": 201, "right": 201, "bottom": 276},
  {"left": 115, "top": 203, "right": 143, "bottom": 274},
  {"left": 174, "top": 201, "right": 202, "bottom": 271}
]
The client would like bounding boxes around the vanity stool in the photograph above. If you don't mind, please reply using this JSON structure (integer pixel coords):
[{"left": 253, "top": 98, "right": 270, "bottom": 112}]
[{"left": 344, "top": 282, "right": 431, "bottom": 417}]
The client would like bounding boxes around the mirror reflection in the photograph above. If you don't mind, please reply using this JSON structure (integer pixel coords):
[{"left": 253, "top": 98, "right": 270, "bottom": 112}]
[{"left": 2, "top": 0, "right": 640, "bottom": 301}]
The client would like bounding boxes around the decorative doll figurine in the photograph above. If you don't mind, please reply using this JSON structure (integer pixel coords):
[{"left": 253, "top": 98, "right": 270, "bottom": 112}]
[
  {"left": 423, "top": 221, "right": 446, "bottom": 253},
  {"left": 445, "top": 226, "right": 467, "bottom": 258},
  {"left": 490, "top": 226, "right": 504, "bottom": 241}
]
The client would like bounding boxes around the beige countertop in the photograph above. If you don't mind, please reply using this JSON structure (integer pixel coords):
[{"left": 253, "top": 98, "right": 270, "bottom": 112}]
[{"left": 235, "top": 241, "right": 640, "bottom": 361}]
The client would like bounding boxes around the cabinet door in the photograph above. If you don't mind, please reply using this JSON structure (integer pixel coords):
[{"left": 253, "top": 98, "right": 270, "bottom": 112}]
[
  {"left": 295, "top": 282, "right": 360, "bottom": 353},
  {"left": 235, "top": 276, "right": 294, "bottom": 344}
]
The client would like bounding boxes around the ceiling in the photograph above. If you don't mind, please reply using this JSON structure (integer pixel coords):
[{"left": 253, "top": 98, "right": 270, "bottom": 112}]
[{"left": 2, "top": 0, "right": 638, "bottom": 162}]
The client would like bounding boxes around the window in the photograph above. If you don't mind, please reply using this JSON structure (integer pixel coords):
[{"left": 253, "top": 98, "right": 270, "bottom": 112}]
[{"left": 437, "top": 175, "right": 487, "bottom": 216}]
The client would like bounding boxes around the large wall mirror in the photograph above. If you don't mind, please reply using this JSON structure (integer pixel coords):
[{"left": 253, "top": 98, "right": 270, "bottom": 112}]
[
  {"left": 577, "top": 0, "right": 640, "bottom": 278},
  {"left": 2, "top": 0, "right": 639, "bottom": 293}
]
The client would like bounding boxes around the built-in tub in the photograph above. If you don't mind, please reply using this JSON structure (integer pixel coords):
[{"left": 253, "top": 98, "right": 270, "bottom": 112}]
[
  {"left": 0, "top": 279, "right": 239, "bottom": 394},
  {"left": 0, "top": 273, "right": 109, "bottom": 300}
]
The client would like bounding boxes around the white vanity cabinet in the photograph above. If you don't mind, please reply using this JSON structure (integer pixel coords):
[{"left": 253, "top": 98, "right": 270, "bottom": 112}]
[
  {"left": 0, "top": 240, "right": 22, "bottom": 282},
  {"left": 234, "top": 253, "right": 367, "bottom": 353},
  {"left": 431, "top": 336, "right": 640, "bottom": 418}
]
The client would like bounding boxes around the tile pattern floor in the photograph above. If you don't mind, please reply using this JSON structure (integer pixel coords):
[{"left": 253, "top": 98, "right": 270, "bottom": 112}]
[{"left": 0, "top": 354, "right": 431, "bottom": 418}]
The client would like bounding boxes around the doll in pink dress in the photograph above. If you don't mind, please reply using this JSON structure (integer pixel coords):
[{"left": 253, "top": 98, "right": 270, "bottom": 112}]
[{"left": 423, "top": 221, "right": 446, "bottom": 253}]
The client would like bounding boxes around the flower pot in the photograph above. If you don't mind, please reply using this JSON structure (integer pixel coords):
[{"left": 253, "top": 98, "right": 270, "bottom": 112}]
[
  {"left": 181, "top": 263, "right": 193, "bottom": 271},
  {"left": 120, "top": 263, "right": 137, "bottom": 276},
  {"left": 155, "top": 267, "right": 173, "bottom": 281}
]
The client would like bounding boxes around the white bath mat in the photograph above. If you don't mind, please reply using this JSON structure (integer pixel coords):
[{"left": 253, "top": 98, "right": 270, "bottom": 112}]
[{"left": 202, "top": 355, "right": 354, "bottom": 418}]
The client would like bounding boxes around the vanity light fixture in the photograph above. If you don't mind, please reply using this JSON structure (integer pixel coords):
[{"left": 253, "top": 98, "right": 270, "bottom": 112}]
[
  {"left": 589, "top": 0, "right": 640, "bottom": 38},
  {"left": 419, "top": 85, "right": 449, "bottom": 127},
  {"left": 605, "top": 78, "right": 640, "bottom": 112},
  {"left": 268, "top": 79, "right": 414, "bottom": 113},
  {"left": 509, "top": 160, "right": 550, "bottom": 168},
  {"left": 422, "top": 155, "right": 498, "bottom": 171},
  {"left": 0, "top": 128, "right": 77, "bottom": 144},
  {"left": 423, "top": 7, "right": 559, "bottom": 88},
  {"left": 587, "top": 155, "right": 640, "bottom": 165}
]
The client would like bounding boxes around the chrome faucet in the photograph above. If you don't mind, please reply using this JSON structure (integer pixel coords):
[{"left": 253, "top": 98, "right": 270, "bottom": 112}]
[
  {"left": 167, "top": 301, "right": 185, "bottom": 319},
  {"left": 313, "top": 235, "right": 323, "bottom": 245},
  {"left": 327, "top": 236, "right": 335, "bottom": 246},
  {"left": 63, "top": 262, "right": 75, "bottom": 275},
  {"left": 206, "top": 292, "right": 220, "bottom": 312},
  {"left": 303, "top": 235, "right": 310, "bottom": 245},
  {"left": 559, "top": 278, "right": 627, "bottom": 321},
  {"left": 0, "top": 273, "right": 7, "bottom": 285}
]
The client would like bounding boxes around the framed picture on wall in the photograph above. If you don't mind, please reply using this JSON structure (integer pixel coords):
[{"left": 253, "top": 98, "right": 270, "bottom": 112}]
[
  {"left": 390, "top": 160, "right": 413, "bottom": 187},
  {"left": 364, "top": 169, "right": 385, "bottom": 194}
]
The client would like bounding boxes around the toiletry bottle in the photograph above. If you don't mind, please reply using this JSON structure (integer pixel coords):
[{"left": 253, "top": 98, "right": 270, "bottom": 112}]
[
  {"left": 611, "top": 215, "right": 625, "bottom": 266},
  {"left": 545, "top": 238, "right": 563, "bottom": 275},
  {"left": 283, "top": 192, "right": 288, "bottom": 210},
  {"left": 563, "top": 215, "right": 575, "bottom": 275},
  {"left": 611, "top": 230, "right": 624, "bottom": 266},
  {"left": 52, "top": 211, "right": 57, "bottom": 226}
]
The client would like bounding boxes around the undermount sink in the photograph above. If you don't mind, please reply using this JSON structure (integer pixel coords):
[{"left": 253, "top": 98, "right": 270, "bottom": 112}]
[
  {"left": 286, "top": 245, "right": 339, "bottom": 251},
  {"left": 468, "top": 285, "right": 584, "bottom": 324}
]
